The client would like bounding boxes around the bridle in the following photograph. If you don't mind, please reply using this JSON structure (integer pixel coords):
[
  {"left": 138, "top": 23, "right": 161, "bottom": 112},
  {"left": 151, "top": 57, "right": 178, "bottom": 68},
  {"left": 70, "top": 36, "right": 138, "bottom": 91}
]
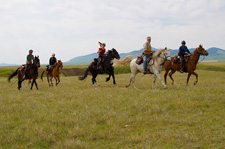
[
  {"left": 196, "top": 47, "right": 208, "bottom": 55},
  {"left": 159, "top": 50, "right": 170, "bottom": 61},
  {"left": 192, "top": 47, "right": 208, "bottom": 63}
]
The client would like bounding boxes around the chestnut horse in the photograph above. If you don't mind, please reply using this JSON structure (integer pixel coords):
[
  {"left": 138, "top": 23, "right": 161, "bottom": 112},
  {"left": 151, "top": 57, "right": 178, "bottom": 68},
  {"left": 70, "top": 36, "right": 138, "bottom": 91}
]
[
  {"left": 41, "top": 60, "right": 63, "bottom": 86},
  {"left": 8, "top": 56, "right": 40, "bottom": 90},
  {"left": 164, "top": 45, "right": 208, "bottom": 86}
]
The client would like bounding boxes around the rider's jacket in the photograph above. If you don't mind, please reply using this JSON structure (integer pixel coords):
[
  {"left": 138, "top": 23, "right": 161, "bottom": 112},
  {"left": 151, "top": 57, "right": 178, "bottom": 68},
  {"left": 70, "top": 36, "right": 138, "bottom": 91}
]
[
  {"left": 143, "top": 42, "right": 155, "bottom": 55},
  {"left": 26, "top": 55, "right": 34, "bottom": 64},
  {"left": 98, "top": 48, "right": 105, "bottom": 57}
]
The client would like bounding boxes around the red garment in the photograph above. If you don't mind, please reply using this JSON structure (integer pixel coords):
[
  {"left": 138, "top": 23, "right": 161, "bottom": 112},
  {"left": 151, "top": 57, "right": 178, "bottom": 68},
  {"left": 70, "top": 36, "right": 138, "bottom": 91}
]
[{"left": 98, "top": 48, "right": 105, "bottom": 56}]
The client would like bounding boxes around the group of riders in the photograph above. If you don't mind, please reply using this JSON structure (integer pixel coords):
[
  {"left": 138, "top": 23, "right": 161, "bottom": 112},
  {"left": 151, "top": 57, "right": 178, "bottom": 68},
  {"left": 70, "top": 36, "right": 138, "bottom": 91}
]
[
  {"left": 142, "top": 36, "right": 190, "bottom": 74},
  {"left": 23, "top": 50, "right": 57, "bottom": 79},
  {"left": 23, "top": 37, "right": 190, "bottom": 78}
]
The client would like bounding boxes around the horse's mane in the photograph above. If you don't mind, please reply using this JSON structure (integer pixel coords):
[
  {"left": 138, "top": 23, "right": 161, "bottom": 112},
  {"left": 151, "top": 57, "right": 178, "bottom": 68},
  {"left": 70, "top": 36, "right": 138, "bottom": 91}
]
[{"left": 152, "top": 49, "right": 166, "bottom": 59}]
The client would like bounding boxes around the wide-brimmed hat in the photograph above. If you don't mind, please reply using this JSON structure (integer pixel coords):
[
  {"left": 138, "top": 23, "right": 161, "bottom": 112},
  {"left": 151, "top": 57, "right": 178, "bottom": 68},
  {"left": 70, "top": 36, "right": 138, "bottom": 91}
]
[{"left": 98, "top": 41, "right": 106, "bottom": 46}]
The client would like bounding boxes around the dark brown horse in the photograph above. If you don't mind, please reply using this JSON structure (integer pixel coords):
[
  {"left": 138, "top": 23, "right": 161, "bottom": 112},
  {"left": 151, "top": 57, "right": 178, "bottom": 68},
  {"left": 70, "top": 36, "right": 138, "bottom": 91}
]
[
  {"left": 41, "top": 60, "right": 63, "bottom": 86},
  {"left": 79, "top": 48, "right": 120, "bottom": 86},
  {"left": 8, "top": 56, "right": 40, "bottom": 90},
  {"left": 164, "top": 45, "right": 208, "bottom": 86}
]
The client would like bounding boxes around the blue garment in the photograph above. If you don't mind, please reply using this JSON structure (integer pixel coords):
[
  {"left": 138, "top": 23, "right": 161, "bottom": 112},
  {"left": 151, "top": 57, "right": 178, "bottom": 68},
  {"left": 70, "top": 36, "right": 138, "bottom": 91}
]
[
  {"left": 178, "top": 46, "right": 190, "bottom": 56},
  {"left": 143, "top": 54, "right": 149, "bottom": 71}
]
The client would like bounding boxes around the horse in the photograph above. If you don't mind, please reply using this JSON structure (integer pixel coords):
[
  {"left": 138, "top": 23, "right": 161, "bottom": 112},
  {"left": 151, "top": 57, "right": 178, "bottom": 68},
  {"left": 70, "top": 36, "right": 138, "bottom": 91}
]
[
  {"left": 79, "top": 48, "right": 120, "bottom": 86},
  {"left": 8, "top": 56, "right": 40, "bottom": 90},
  {"left": 117, "top": 48, "right": 171, "bottom": 89},
  {"left": 164, "top": 45, "right": 208, "bottom": 86},
  {"left": 41, "top": 60, "right": 63, "bottom": 86}
]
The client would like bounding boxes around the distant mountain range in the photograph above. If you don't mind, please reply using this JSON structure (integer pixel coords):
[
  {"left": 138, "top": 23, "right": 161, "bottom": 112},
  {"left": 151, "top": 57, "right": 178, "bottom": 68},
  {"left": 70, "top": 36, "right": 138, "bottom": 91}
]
[
  {"left": 1, "top": 47, "right": 224, "bottom": 66},
  {"left": 64, "top": 47, "right": 225, "bottom": 65}
]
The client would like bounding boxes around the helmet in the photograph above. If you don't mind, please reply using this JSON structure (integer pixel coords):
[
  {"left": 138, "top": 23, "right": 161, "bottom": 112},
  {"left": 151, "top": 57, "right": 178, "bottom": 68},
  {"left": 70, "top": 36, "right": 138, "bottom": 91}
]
[
  {"left": 181, "top": 40, "right": 186, "bottom": 44},
  {"left": 29, "top": 49, "right": 33, "bottom": 53}
]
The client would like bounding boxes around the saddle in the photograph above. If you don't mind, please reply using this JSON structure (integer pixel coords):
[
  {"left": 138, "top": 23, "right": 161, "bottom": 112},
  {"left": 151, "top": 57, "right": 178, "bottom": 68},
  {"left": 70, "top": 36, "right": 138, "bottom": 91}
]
[
  {"left": 136, "top": 55, "right": 143, "bottom": 65},
  {"left": 173, "top": 55, "right": 190, "bottom": 64}
]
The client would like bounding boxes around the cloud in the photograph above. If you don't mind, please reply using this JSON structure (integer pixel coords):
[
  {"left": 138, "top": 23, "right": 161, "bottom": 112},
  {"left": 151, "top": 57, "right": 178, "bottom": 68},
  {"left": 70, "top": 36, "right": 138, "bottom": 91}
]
[{"left": 0, "top": 0, "right": 225, "bottom": 64}]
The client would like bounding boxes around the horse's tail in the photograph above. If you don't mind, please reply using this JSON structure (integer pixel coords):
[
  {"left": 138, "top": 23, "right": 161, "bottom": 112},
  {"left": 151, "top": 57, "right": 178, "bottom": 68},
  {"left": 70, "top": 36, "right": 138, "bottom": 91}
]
[
  {"left": 8, "top": 68, "right": 19, "bottom": 82},
  {"left": 79, "top": 68, "right": 89, "bottom": 80},
  {"left": 113, "top": 55, "right": 134, "bottom": 66},
  {"left": 41, "top": 70, "right": 45, "bottom": 81}
]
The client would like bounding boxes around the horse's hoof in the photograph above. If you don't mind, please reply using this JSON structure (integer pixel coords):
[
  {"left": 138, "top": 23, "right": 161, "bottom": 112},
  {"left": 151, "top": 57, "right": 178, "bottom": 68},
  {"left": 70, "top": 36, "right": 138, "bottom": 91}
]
[
  {"left": 164, "top": 86, "right": 168, "bottom": 89},
  {"left": 194, "top": 82, "right": 197, "bottom": 86},
  {"left": 114, "top": 84, "right": 117, "bottom": 86}
]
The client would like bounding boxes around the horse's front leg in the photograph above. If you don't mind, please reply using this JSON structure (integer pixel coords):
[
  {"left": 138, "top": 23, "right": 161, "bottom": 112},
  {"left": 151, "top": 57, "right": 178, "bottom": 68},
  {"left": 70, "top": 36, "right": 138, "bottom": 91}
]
[
  {"left": 34, "top": 79, "right": 38, "bottom": 90},
  {"left": 186, "top": 71, "right": 198, "bottom": 86},
  {"left": 30, "top": 79, "right": 34, "bottom": 90},
  {"left": 111, "top": 73, "right": 116, "bottom": 85},
  {"left": 154, "top": 71, "right": 167, "bottom": 89},
  {"left": 18, "top": 80, "right": 22, "bottom": 90},
  {"left": 56, "top": 75, "right": 60, "bottom": 86},
  {"left": 152, "top": 75, "right": 157, "bottom": 88}
]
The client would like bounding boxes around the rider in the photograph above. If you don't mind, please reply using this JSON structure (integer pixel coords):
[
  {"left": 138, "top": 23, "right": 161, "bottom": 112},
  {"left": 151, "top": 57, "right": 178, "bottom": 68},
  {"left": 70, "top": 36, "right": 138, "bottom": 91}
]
[
  {"left": 97, "top": 42, "right": 106, "bottom": 69},
  {"left": 48, "top": 53, "right": 57, "bottom": 71},
  {"left": 178, "top": 40, "right": 191, "bottom": 73},
  {"left": 23, "top": 49, "right": 34, "bottom": 79},
  {"left": 143, "top": 36, "right": 155, "bottom": 74}
]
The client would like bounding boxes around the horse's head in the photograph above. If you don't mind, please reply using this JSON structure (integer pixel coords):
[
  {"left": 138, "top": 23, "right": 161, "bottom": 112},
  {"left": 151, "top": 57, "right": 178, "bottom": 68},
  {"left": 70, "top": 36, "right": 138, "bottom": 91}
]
[
  {"left": 111, "top": 48, "right": 120, "bottom": 59},
  {"left": 155, "top": 47, "right": 171, "bottom": 61},
  {"left": 196, "top": 45, "right": 208, "bottom": 56},
  {"left": 163, "top": 47, "right": 171, "bottom": 61},
  {"left": 57, "top": 60, "right": 63, "bottom": 69},
  {"left": 34, "top": 56, "right": 40, "bottom": 67}
]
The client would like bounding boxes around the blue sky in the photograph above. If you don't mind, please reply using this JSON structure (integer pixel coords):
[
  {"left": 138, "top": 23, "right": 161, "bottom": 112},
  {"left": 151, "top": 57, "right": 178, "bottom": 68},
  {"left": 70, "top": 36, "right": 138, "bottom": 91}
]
[{"left": 0, "top": 0, "right": 225, "bottom": 64}]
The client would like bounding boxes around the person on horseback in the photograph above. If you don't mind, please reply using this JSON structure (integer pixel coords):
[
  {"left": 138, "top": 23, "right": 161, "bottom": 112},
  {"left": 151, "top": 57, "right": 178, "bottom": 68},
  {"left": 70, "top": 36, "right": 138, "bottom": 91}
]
[
  {"left": 23, "top": 49, "right": 34, "bottom": 79},
  {"left": 48, "top": 53, "right": 57, "bottom": 71},
  {"left": 178, "top": 40, "right": 191, "bottom": 73},
  {"left": 97, "top": 42, "right": 106, "bottom": 69},
  {"left": 143, "top": 36, "right": 155, "bottom": 74}
]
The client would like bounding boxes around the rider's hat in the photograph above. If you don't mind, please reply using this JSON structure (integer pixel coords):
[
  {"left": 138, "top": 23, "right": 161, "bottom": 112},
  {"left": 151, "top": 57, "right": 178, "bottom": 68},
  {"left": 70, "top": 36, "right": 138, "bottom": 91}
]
[
  {"left": 147, "top": 36, "right": 151, "bottom": 39},
  {"left": 181, "top": 40, "right": 186, "bottom": 44},
  {"left": 98, "top": 41, "right": 106, "bottom": 46},
  {"left": 52, "top": 53, "right": 55, "bottom": 56},
  {"left": 29, "top": 49, "right": 33, "bottom": 52}
]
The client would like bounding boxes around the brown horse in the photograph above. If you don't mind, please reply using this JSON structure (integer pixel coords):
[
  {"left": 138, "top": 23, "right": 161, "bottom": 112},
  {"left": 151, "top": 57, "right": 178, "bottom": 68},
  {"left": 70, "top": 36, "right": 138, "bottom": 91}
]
[
  {"left": 8, "top": 56, "right": 40, "bottom": 90},
  {"left": 41, "top": 60, "right": 63, "bottom": 86},
  {"left": 164, "top": 45, "right": 208, "bottom": 86}
]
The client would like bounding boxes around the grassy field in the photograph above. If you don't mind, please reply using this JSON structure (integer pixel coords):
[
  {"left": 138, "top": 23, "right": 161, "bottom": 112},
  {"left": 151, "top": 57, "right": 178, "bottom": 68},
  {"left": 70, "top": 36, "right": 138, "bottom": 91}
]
[{"left": 0, "top": 68, "right": 224, "bottom": 148}]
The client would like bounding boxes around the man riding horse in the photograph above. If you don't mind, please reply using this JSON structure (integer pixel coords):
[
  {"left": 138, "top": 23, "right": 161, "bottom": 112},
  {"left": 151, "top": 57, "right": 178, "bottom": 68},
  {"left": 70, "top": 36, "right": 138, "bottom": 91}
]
[
  {"left": 48, "top": 53, "right": 57, "bottom": 72},
  {"left": 97, "top": 42, "right": 106, "bottom": 70},
  {"left": 23, "top": 49, "right": 34, "bottom": 79},
  {"left": 143, "top": 36, "right": 155, "bottom": 74},
  {"left": 179, "top": 40, "right": 191, "bottom": 73}
]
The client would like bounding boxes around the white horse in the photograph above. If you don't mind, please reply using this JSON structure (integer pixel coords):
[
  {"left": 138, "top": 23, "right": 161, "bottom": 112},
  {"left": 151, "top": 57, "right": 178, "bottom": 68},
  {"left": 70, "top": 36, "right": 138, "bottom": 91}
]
[{"left": 124, "top": 48, "right": 171, "bottom": 89}]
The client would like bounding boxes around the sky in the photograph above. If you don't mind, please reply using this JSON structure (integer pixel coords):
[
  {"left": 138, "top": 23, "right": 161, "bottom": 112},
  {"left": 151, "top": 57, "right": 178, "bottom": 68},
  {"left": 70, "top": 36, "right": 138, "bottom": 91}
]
[{"left": 0, "top": 0, "right": 225, "bottom": 64}]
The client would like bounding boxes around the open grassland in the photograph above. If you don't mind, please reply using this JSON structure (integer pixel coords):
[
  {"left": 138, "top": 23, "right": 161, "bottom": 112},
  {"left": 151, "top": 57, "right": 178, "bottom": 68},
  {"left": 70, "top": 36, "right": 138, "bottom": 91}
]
[{"left": 0, "top": 70, "right": 224, "bottom": 148}]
